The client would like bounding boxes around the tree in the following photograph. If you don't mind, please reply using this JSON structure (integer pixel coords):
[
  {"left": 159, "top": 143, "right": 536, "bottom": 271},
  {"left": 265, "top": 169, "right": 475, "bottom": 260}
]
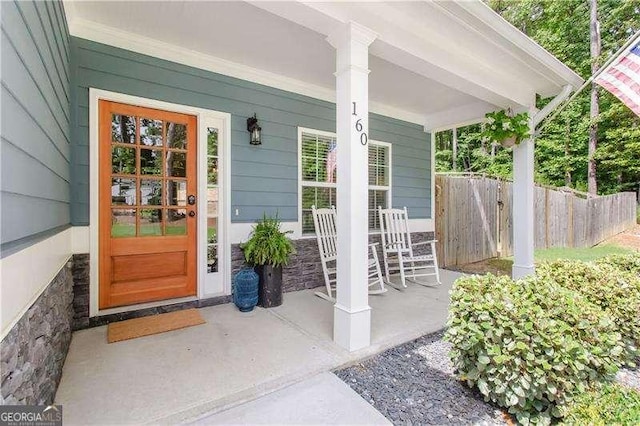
[
  {"left": 588, "top": 0, "right": 601, "bottom": 195},
  {"left": 435, "top": 0, "right": 640, "bottom": 197}
]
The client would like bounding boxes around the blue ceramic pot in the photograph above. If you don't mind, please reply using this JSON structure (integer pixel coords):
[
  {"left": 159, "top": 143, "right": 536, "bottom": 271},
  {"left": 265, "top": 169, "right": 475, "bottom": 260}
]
[{"left": 233, "top": 267, "right": 259, "bottom": 312}]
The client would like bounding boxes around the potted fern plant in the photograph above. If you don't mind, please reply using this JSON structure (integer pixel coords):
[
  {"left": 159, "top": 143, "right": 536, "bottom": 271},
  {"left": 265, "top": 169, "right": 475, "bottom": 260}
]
[
  {"left": 481, "top": 109, "right": 530, "bottom": 148},
  {"left": 240, "top": 214, "right": 295, "bottom": 308}
]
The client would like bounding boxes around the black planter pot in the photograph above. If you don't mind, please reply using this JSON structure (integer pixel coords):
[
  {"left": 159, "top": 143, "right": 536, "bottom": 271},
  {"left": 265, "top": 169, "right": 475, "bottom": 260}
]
[{"left": 255, "top": 264, "right": 283, "bottom": 308}]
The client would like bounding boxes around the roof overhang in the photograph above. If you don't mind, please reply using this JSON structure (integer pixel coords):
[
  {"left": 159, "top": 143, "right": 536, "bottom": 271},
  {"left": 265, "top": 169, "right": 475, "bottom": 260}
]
[{"left": 64, "top": 1, "right": 583, "bottom": 130}]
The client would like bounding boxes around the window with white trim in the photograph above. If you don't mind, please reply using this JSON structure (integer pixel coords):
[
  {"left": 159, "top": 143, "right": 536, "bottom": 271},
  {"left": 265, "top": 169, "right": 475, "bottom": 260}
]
[{"left": 300, "top": 130, "right": 391, "bottom": 234}]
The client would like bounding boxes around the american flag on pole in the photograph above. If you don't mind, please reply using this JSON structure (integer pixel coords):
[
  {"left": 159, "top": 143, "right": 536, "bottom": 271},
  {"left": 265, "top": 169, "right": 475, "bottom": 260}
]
[
  {"left": 595, "top": 41, "right": 640, "bottom": 117},
  {"left": 326, "top": 140, "right": 337, "bottom": 183}
]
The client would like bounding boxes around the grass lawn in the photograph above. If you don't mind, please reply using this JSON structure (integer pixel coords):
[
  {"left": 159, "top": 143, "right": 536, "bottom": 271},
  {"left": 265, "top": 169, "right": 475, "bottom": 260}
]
[
  {"left": 561, "top": 383, "right": 640, "bottom": 426},
  {"left": 534, "top": 245, "right": 634, "bottom": 262},
  {"left": 486, "top": 244, "right": 635, "bottom": 275}
]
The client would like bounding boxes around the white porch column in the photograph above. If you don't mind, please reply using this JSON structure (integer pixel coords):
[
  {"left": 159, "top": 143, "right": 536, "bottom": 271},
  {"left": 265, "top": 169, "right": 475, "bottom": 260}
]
[
  {"left": 327, "top": 22, "right": 377, "bottom": 352},
  {"left": 512, "top": 107, "right": 537, "bottom": 279}
]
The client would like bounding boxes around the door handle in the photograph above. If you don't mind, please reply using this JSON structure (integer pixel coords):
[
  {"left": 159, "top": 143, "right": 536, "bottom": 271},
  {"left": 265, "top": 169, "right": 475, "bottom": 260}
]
[
  {"left": 189, "top": 211, "right": 196, "bottom": 217},
  {"left": 187, "top": 195, "right": 196, "bottom": 205}
]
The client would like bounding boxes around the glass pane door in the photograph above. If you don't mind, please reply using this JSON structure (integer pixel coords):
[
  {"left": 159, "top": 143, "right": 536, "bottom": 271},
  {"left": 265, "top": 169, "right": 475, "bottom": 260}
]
[
  {"left": 206, "top": 127, "right": 219, "bottom": 273},
  {"left": 99, "top": 100, "right": 197, "bottom": 309},
  {"left": 109, "top": 114, "right": 189, "bottom": 238}
]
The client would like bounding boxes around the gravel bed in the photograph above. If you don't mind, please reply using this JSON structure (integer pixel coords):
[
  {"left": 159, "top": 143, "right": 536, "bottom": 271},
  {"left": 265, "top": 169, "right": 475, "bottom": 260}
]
[{"left": 335, "top": 331, "right": 508, "bottom": 425}]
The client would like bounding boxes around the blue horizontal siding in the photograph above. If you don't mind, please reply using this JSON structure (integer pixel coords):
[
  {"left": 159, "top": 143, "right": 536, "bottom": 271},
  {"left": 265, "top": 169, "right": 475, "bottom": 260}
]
[
  {"left": 2, "top": 88, "right": 70, "bottom": 180},
  {"left": 1, "top": 0, "right": 70, "bottom": 257},
  {"left": 1, "top": 141, "right": 70, "bottom": 202},
  {"left": 231, "top": 146, "right": 297, "bottom": 166},
  {"left": 70, "top": 37, "right": 431, "bottom": 225},
  {"left": 233, "top": 191, "right": 297, "bottom": 207},
  {"left": 1, "top": 192, "right": 70, "bottom": 249}
]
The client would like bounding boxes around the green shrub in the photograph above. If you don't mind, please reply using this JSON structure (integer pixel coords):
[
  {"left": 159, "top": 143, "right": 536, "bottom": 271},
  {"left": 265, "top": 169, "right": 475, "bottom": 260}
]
[
  {"left": 596, "top": 252, "right": 640, "bottom": 276},
  {"left": 537, "top": 260, "right": 640, "bottom": 364},
  {"left": 446, "top": 274, "right": 625, "bottom": 425},
  {"left": 560, "top": 383, "right": 640, "bottom": 425}
]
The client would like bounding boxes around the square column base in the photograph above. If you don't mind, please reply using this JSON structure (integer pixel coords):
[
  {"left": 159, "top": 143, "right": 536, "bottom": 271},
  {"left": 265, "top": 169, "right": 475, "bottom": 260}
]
[
  {"left": 333, "top": 303, "right": 371, "bottom": 352},
  {"left": 512, "top": 264, "right": 535, "bottom": 279}
]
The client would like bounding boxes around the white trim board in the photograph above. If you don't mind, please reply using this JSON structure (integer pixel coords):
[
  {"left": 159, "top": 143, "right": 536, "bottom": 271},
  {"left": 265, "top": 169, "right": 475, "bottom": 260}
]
[
  {"left": 229, "top": 219, "right": 434, "bottom": 245},
  {"left": 88, "top": 88, "right": 232, "bottom": 317},
  {"left": 0, "top": 228, "right": 72, "bottom": 340},
  {"left": 230, "top": 222, "right": 302, "bottom": 245},
  {"left": 71, "top": 226, "right": 90, "bottom": 254},
  {"left": 198, "top": 115, "right": 232, "bottom": 299},
  {"left": 430, "top": 132, "right": 436, "bottom": 222},
  {"left": 67, "top": 17, "right": 426, "bottom": 126}
]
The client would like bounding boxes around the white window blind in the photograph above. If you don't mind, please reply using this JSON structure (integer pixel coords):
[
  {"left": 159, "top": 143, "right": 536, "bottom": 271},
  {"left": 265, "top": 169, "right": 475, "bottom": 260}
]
[{"left": 300, "top": 130, "right": 391, "bottom": 234}]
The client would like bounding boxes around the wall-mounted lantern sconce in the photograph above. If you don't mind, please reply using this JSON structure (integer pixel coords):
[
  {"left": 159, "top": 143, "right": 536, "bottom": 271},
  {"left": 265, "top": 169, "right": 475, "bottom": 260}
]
[{"left": 247, "top": 114, "right": 262, "bottom": 146}]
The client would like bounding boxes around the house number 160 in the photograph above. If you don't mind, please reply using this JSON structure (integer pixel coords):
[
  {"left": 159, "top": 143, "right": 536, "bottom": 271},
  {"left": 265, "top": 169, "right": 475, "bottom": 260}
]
[{"left": 352, "top": 102, "right": 368, "bottom": 146}]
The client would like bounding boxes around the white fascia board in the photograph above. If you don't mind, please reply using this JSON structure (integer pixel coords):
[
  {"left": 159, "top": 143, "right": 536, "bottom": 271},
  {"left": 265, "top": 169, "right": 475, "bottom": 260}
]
[
  {"left": 427, "top": 1, "right": 564, "bottom": 94},
  {"left": 424, "top": 102, "right": 495, "bottom": 132},
  {"left": 67, "top": 17, "right": 425, "bottom": 126},
  {"left": 370, "top": 40, "right": 533, "bottom": 109},
  {"left": 363, "top": 3, "right": 536, "bottom": 108},
  {"left": 370, "top": 101, "right": 424, "bottom": 125},
  {"left": 257, "top": 1, "right": 535, "bottom": 108},
  {"left": 451, "top": 1, "right": 584, "bottom": 93},
  {"left": 301, "top": 0, "right": 578, "bottom": 102}
]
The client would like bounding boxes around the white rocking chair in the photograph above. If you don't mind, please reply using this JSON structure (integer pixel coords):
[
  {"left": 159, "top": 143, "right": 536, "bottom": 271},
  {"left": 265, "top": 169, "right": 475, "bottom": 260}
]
[
  {"left": 312, "top": 205, "right": 387, "bottom": 302},
  {"left": 378, "top": 206, "right": 441, "bottom": 288}
]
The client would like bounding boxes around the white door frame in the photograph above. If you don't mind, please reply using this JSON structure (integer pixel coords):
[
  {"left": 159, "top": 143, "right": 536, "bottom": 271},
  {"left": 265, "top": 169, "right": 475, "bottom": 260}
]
[
  {"left": 198, "top": 116, "right": 229, "bottom": 298},
  {"left": 88, "top": 88, "right": 231, "bottom": 317}
]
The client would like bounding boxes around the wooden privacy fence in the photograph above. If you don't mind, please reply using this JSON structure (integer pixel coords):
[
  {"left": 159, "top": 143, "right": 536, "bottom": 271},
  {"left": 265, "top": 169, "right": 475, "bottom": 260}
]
[{"left": 434, "top": 174, "right": 637, "bottom": 267}]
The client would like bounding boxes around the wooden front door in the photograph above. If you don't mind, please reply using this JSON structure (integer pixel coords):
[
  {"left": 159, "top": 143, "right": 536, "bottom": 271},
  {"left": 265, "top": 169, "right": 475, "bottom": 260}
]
[{"left": 99, "top": 101, "right": 197, "bottom": 309}]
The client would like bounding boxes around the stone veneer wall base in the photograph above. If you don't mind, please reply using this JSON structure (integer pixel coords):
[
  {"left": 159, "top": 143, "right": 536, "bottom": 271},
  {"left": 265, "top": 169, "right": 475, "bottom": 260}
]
[
  {"left": 230, "top": 232, "right": 436, "bottom": 292},
  {"left": 1, "top": 261, "right": 74, "bottom": 405}
]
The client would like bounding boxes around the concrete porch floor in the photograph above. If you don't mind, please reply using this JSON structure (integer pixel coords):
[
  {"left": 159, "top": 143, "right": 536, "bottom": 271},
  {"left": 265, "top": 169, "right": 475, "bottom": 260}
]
[{"left": 55, "top": 269, "right": 462, "bottom": 425}]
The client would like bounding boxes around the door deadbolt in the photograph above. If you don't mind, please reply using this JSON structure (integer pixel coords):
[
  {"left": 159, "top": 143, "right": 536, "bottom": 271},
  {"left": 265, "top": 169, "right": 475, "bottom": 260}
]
[{"left": 187, "top": 195, "right": 196, "bottom": 205}]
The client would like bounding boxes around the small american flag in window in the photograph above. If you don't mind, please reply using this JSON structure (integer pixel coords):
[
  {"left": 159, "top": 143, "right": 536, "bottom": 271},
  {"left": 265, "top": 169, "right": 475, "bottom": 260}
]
[{"left": 326, "top": 141, "right": 337, "bottom": 183}]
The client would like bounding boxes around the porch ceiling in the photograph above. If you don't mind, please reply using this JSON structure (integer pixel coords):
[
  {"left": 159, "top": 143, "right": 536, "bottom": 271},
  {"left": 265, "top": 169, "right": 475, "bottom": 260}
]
[{"left": 65, "top": 1, "right": 583, "bottom": 130}]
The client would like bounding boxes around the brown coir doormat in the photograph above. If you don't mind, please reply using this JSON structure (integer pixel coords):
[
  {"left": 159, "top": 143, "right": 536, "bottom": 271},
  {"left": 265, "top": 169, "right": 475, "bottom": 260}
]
[{"left": 107, "top": 309, "right": 206, "bottom": 343}]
